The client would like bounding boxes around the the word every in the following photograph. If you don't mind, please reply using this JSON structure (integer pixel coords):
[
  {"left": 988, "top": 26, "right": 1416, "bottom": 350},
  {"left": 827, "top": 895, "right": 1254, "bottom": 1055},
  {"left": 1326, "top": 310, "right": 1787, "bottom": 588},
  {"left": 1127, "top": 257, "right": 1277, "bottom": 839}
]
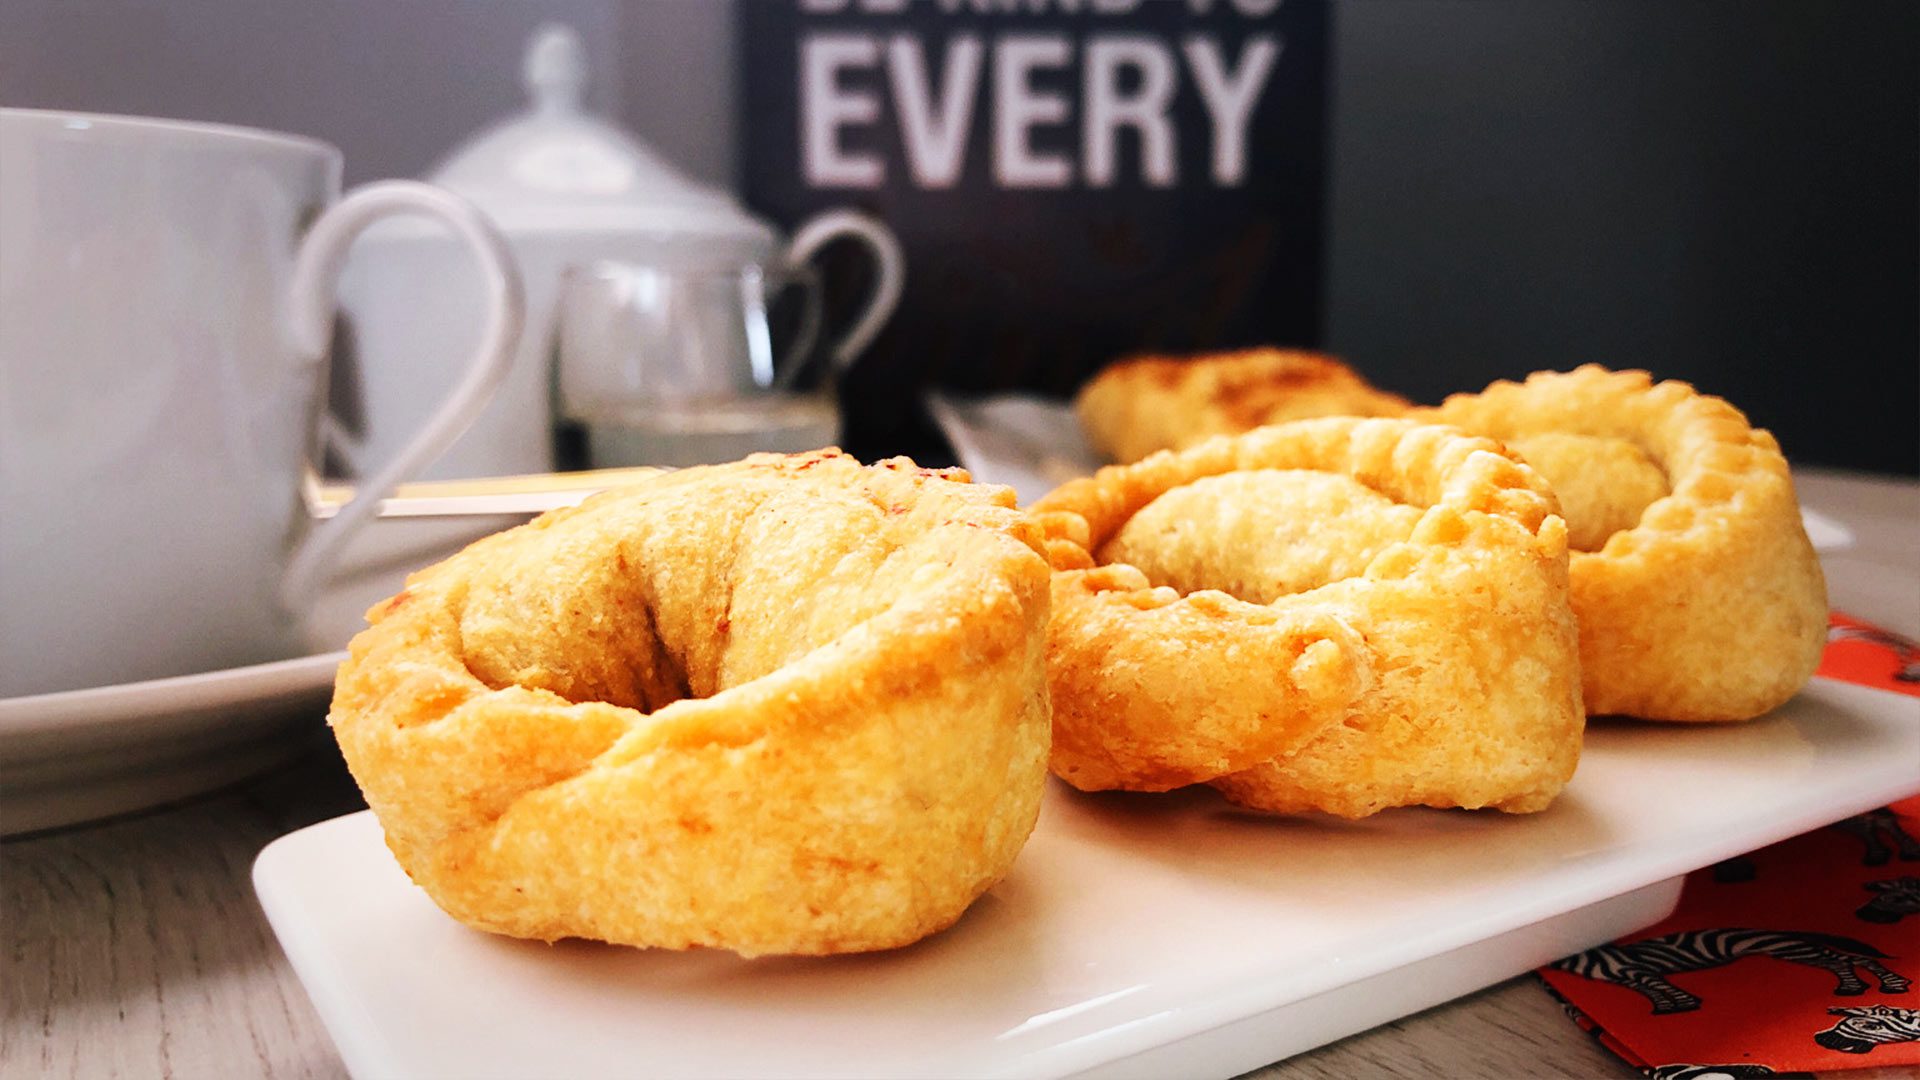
[{"left": 802, "top": 32, "right": 1283, "bottom": 190}]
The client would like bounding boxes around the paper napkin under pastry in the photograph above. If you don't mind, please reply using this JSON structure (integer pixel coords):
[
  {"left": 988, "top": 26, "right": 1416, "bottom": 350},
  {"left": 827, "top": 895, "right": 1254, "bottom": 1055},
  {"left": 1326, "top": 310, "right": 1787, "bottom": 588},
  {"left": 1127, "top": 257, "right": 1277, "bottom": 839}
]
[{"left": 1541, "top": 615, "right": 1920, "bottom": 1076}]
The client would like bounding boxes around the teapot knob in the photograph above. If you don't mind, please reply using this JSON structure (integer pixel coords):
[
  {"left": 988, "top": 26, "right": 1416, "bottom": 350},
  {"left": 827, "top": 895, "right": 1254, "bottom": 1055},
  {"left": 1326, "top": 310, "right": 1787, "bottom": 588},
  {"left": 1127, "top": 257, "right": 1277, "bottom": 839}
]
[{"left": 525, "top": 23, "right": 587, "bottom": 115}]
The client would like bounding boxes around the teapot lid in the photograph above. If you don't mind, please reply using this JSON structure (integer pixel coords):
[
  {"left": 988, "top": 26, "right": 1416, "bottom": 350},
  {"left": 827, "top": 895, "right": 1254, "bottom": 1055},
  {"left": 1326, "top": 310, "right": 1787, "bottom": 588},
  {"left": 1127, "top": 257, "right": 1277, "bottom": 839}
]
[{"left": 423, "top": 24, "right": 776, "bottom": 246}]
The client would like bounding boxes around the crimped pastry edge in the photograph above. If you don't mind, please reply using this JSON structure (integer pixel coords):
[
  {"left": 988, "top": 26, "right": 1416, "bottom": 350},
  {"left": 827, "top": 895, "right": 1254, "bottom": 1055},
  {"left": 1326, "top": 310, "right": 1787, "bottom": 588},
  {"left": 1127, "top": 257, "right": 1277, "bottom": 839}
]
[{"left": 1030, "top": 417, "right": 1581, "bottom": 808}]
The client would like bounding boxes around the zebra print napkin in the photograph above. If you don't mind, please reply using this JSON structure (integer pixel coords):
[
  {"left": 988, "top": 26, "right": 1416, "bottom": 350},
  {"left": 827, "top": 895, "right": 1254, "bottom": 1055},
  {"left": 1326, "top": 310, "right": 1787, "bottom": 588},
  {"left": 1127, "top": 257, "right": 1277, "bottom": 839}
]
[{"left": 1540, "top": 613, "right": 1920, "bottom": 1076}]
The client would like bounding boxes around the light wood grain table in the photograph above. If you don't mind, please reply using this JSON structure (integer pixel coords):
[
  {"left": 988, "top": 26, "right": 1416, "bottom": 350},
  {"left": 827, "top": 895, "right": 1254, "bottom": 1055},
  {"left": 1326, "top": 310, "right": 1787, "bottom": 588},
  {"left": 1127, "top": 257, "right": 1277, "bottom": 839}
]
[{"left": 6, "top": 468, "right": 1916, "bottom": 1080}]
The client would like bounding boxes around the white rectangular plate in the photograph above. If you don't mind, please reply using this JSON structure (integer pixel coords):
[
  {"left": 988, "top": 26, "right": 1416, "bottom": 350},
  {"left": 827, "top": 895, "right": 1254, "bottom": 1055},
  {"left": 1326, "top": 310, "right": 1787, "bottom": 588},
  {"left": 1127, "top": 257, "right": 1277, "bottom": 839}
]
[{"left": 256, "top": 678, "right": 1919, "bottom": 1080}]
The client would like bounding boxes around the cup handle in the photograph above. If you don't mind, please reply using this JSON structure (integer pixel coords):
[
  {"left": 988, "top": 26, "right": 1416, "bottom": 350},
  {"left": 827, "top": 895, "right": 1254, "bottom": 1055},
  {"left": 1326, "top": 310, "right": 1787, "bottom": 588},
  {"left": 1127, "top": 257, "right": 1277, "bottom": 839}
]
[
  {"left": 278, "top": 180, "right": 525, "bottom": 615},
  {"left": 783, "top": 209, "right": 905, "bottom": 375},
  {"left": 318, "top": 411, "right": 366, "bottom": 476}
]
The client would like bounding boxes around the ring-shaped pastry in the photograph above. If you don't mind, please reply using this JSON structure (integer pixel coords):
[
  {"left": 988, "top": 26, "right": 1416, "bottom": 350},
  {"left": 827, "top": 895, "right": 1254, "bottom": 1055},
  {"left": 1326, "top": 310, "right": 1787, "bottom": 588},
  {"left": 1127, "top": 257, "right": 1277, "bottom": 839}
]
[
  {"left": 1076, "top": 348, "right": 1412, "bottom": 464},
  {"left": 328, "top": 451, "right": 1053, "bottom": 957},
  {"left": 1033, "top": 418, "right": 1584, "bottom": 816},
  {"left": 1418, "top": 366, "right": 1828, "bottom": 721}
]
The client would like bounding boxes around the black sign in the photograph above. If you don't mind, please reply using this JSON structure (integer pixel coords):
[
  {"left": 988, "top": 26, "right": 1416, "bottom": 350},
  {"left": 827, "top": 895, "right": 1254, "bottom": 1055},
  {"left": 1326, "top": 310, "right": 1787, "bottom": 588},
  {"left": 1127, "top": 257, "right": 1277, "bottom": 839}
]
[{"left": 740, "top": 0, "right": 1330, "bottom": 462}]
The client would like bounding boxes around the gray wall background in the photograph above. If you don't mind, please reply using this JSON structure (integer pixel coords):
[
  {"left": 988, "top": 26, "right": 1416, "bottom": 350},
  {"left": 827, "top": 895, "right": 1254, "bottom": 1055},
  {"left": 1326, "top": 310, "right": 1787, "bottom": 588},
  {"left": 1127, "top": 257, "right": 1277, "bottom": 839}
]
[
  {"left": 5, "top": 0, "right": 1914, "bottom": 472},
  {"left": 0, "top": 0, "right": 737, "bottom": 186}
]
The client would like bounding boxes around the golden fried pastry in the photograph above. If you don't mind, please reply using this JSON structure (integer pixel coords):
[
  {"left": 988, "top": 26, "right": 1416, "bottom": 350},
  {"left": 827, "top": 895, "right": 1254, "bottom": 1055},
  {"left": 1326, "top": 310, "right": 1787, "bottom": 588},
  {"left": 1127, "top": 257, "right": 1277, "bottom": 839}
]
[
  {"left": 1076, "top": 348, "right": 1412, "bottom": 464},
  {"left": 1033, "top": 418, "right": 1584, "bottom": 816},
  {"left": 1503, "top": 432, "right": 1670, "bottom": 552},
  {"left": 329, "top": 451, "right": 1053, "bottom": 957},
  {"left": 1099, "top": 471, "right": 1426, "bottom": 602},
  {"left": 1417, "top": 367, "right": 1827, "bottom": 722}
]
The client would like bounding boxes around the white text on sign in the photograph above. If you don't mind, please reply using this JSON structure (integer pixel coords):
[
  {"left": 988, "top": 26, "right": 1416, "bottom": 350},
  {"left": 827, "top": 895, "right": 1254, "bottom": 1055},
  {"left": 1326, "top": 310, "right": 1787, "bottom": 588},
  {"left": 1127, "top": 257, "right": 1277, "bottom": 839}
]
[{"left": 800, "top": 32, "right": 1284, "bottom": 190}]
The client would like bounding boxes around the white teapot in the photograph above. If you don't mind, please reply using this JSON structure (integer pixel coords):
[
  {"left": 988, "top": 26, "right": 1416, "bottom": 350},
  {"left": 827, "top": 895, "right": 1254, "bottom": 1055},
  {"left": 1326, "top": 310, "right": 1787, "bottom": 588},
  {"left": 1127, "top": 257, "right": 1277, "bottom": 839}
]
[{"left": 335, "top": 24, "right": 903, "bottom": 480}]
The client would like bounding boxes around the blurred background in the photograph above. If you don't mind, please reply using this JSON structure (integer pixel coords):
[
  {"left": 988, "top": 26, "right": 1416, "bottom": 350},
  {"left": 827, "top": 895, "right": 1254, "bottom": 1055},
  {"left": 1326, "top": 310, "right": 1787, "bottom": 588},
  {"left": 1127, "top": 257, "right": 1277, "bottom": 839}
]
[{"left": 5, "top": 0, "right": 1914, "bottom": 473}]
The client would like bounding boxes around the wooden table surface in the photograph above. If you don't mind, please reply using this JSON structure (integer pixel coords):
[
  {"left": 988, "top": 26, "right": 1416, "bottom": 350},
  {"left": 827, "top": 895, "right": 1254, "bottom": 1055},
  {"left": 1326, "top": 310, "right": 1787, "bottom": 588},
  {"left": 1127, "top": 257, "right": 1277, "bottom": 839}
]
[{"left": 5, "top": 468, "right": 1916, "bottom": 1080}]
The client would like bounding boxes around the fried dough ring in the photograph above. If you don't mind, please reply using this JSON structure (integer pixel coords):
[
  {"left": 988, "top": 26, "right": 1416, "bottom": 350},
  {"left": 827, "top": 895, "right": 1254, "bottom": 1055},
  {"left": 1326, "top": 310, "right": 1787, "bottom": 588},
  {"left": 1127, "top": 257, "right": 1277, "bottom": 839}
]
[
  {"left": 1418, "top": 366, "right": 1828, "bottom": 721},
  {"left": 1076, "top": 348, "right": 1412, "bottom": 464},
  {"left": 328, "top": 451, "right": 1053, "bottom": 957},
  {"left": 1033, "top": 418, "right": 1584, "bottom": 816}
]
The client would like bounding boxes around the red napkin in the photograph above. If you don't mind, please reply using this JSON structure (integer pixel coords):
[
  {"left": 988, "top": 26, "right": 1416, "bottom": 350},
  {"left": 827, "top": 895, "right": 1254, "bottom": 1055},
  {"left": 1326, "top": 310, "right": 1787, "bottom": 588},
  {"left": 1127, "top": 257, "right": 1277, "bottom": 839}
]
[
  {"left": 1821, "top": 613, "right": 1920, "bottom": 696},
  {"left": 1539, "top": 614, "right": 1920, "bottom": 1076}
]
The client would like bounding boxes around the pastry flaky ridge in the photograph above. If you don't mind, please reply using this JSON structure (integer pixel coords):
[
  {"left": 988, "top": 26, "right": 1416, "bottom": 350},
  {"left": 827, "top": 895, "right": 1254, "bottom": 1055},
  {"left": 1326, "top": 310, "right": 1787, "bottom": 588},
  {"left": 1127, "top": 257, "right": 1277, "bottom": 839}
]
[
  {"left": 1031, "top": 417, "right": 1585, "bottom": 818},
  {"left": 329, "top": 451, "right": 1053, "bottom": 958}
]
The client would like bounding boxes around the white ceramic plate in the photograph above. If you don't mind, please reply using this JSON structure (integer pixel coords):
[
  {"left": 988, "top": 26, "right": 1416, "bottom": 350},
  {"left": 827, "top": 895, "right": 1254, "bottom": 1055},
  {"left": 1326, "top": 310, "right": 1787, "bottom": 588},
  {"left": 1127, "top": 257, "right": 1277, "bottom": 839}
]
[
  {"left": 0, "top": 473, "right": 668, "bottom": 835},
  {"left": 257, "top": 678, "right": 1919, "bottom": 1080},
  {"left": 0, "top": 474, "right": 661, "bottom": 835},
  {"left": 0, "top": 650, "right": 345, "bottom": 835},
  {"left": 0, "top": 512, "right": 525, "bottom": 835}
]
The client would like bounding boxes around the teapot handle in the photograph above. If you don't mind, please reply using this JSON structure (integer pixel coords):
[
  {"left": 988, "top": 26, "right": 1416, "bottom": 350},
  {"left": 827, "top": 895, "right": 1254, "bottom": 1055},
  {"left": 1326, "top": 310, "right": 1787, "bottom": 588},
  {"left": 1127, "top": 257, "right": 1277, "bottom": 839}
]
[{"left": 782, "top": 209, "right": 905, "bottom": 375}]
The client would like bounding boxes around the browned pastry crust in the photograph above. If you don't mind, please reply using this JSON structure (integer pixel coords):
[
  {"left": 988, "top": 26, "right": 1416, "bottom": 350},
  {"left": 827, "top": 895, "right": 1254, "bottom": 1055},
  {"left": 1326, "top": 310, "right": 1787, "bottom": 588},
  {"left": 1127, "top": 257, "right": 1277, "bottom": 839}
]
[
  {"left": 328, "top": 451, "right": 1053, "bottom": 957},
  {"left": 1033, "top": 418, "right": 1584, "bottom": 817},
  {"left": 1075, "top": 348, "right": 1412, "bottom": 464},
  {"left": 1418, "top": 366, "right": 1828, "bottom": 722}
]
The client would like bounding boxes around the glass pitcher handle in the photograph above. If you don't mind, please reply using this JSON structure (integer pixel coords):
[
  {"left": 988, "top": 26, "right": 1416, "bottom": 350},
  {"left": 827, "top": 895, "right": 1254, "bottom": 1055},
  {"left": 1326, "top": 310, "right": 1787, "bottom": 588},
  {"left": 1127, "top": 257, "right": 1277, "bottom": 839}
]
[
  {"left": 783, "top": 210, "right": 905, "bottom": 375},
  {"left": 768, "top": 263, "right": 825, "bottom": 391}
]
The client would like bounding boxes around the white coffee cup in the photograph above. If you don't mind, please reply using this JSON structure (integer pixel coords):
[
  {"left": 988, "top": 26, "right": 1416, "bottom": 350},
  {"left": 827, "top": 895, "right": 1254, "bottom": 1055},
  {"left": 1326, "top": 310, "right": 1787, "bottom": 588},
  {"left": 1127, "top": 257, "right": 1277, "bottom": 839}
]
[{"left": 0, "top": 109, "right": 524, "bottom": 699}]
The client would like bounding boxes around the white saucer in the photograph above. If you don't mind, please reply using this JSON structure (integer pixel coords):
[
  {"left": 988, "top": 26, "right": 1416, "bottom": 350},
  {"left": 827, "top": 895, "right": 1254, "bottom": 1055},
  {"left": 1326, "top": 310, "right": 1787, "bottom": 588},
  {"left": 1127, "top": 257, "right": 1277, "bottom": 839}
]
[
  {"left": 0, "top": 476, "right": 653, "bottom": 836},
  {"left": 0, "top": 510, "right": 534, "bottom": 836},
  {"left": 0, "top": 650, "right": 344, "bottom": 835}
]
